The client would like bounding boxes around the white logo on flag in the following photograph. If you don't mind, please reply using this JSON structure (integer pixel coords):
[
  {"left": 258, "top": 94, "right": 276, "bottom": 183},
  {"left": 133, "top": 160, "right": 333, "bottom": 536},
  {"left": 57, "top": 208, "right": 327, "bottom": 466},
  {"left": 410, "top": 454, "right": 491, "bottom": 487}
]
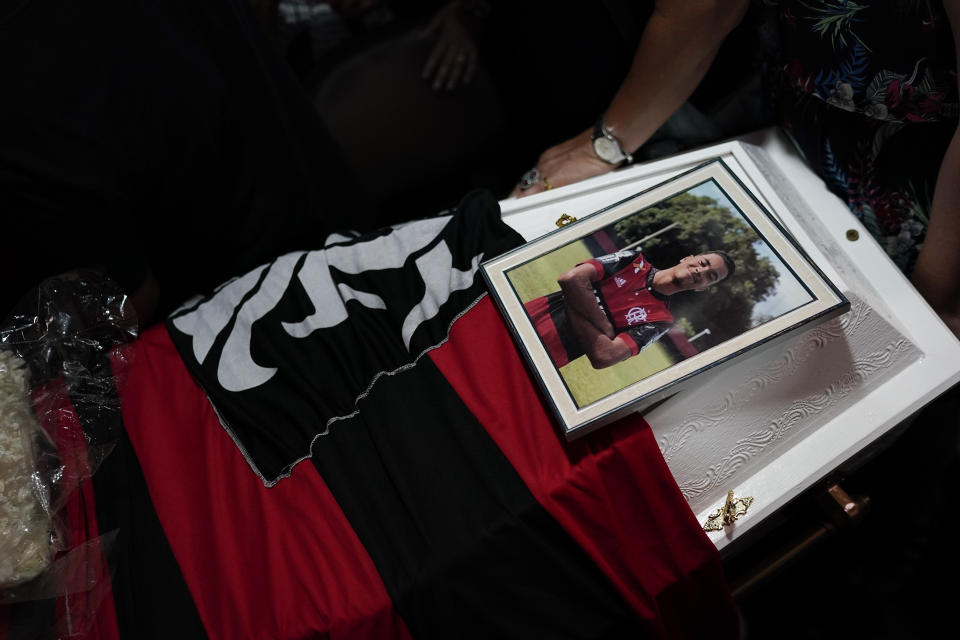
[
  {"left": 625, "top": 306, "right": 648, "bottom": 326},
  {"left": 171, "top": 216, "right": 483, "bottom": 392}
]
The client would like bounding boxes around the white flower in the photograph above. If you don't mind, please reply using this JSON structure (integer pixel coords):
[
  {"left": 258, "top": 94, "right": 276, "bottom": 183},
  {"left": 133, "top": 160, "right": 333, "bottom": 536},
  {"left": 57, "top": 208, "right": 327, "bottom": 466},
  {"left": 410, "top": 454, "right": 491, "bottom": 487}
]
[
  {"left": 827, "top": 82, "right": 856, "bottom": 111},
  {"left": 908, "top": 219, "right": 925, "bottom": 235},
  {"left": 864, "top": 102, "right": 889, "bottom": 120},
  {"left": 886, "top": 231, "right": 915, "bottom": 257}
]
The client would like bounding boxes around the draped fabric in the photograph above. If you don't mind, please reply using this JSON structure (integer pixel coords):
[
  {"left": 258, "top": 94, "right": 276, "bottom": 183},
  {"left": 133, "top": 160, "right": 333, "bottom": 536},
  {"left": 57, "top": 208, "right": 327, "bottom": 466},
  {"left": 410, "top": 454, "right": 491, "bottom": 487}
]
[
  {"left": 3, "top": 193, "right": 737, "bottom": 639},
  {"left": 140, "top": 192, "right": 736, "bottom": 638}
]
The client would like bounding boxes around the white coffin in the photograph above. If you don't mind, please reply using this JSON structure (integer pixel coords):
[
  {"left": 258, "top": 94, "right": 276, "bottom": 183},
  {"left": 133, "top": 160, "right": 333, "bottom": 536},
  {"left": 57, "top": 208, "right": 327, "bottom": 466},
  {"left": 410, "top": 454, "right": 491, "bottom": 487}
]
[{"left": 499, "top": 127, "right": 960, "bottom": 552}]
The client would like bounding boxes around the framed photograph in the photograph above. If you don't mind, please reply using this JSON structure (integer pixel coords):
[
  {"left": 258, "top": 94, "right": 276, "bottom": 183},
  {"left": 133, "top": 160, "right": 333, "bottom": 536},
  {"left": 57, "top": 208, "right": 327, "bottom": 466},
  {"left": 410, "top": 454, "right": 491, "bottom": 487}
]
[{"left": 482, "top": 158, "right": 849, "bottom": 440}]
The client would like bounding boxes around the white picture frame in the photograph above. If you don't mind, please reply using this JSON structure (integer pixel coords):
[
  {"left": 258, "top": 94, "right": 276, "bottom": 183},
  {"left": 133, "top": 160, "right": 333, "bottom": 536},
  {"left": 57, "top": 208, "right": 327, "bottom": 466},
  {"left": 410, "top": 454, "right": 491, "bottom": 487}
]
[{"left": 482, "top": 158, "right": 849, "bottom": 440}]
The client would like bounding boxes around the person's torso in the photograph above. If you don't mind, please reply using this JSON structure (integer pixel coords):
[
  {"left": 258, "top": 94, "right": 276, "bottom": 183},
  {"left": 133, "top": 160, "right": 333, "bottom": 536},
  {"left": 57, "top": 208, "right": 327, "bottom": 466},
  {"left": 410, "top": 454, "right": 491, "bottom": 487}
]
[{"left": 595, "top": 256, "right": 673, "bottom": 331}]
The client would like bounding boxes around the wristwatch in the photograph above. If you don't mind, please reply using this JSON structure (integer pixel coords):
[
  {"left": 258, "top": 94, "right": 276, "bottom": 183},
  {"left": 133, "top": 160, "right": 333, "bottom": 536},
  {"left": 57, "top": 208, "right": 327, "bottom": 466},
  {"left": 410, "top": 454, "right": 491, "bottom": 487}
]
[{"left": 591, "top": 116, "right": 633, "bottom": 166}]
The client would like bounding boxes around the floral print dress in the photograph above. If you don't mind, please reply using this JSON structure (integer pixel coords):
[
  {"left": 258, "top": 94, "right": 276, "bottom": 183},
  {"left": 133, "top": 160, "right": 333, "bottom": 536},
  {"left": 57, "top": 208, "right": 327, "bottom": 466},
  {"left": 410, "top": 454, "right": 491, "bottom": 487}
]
[{"left": 767, "top": 0, "right": 958, "bottom": 272}]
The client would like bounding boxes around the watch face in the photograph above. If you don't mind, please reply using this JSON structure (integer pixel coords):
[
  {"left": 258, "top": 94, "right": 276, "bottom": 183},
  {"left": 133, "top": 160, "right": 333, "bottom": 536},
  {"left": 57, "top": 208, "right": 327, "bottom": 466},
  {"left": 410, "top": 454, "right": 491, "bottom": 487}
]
[{"left": 593, "top": 136, "right": 621, "bottom": 164}]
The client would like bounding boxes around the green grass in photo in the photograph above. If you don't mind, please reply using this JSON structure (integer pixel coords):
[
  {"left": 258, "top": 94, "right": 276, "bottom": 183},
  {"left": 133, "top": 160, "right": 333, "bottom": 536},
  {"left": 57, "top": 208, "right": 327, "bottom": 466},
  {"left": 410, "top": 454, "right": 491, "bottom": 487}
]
[
  {"left": 563, "top": 343, "right": 674, "bottom": 407},
  {"left": 507, "top": 241, "right": 594, "bottom": 302}
]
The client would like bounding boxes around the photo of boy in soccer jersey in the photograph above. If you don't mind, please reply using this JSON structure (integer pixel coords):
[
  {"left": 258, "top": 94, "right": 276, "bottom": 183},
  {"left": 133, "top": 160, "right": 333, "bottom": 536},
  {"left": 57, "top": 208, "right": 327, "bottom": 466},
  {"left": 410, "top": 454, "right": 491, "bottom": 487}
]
[{"left": 524, "top": 248, "right": 736, "bottom": 369}]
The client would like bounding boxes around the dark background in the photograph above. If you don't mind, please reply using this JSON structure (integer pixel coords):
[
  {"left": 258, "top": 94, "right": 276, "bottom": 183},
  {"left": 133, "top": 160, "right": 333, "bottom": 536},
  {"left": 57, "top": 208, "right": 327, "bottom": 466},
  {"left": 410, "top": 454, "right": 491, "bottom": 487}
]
[{"left": 1, "top": 0, "right": 957, "bottom": 637}]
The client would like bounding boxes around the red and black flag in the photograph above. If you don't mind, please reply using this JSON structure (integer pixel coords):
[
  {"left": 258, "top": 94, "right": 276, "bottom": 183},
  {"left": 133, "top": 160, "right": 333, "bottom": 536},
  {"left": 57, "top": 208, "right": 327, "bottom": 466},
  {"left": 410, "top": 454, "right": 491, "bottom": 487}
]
[{"left": 112, "top": 191, "right": 737, "bottom": 639}]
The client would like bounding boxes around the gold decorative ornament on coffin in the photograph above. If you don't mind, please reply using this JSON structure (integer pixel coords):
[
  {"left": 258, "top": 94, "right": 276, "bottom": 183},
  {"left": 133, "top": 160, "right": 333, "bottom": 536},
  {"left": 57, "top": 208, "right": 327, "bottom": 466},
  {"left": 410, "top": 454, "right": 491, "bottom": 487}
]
[
  {"left": 703, "top": 490, "right": 754, "bottom": 531},
  {"left": 555, "top": 213, "right": 577, "bottom": 227}
]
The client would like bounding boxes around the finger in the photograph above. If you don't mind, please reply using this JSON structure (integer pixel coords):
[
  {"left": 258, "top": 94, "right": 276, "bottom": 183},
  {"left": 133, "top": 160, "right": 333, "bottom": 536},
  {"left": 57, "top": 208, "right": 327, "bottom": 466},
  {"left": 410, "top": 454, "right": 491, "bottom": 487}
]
[
  {"left": 445, "top": 53, "right": 468, "bottom": 90},
  {"left": 423, "top": 40, "right": 448, "bottom": 80},
  {"left": 517, "top": 182, "right": 544, "bottom": 198},
  {"left": 463, "top": 52, "right": 477, "bottom": 85},
  {"left": 509, "top": 177, "right": 536, "bottom": 199},
  {"left": 433, "top": 48, "right": 456, "bottom": 89},
  {"left": 509, "top": 182, "right": 542, "bottom": 198},
  {"left": 512, "top": 177, "right": 545, "bottom": 198}
]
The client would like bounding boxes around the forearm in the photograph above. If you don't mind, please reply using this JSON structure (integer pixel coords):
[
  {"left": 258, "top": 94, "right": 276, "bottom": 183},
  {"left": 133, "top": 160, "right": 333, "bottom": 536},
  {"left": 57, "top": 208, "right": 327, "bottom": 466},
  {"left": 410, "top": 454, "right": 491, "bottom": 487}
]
[
  {"left": 557, "top": 267, "right": 614, "bottom": 336},
  {"left": 911, "top": 126, "right": 960, "bottom": 333},
  {"left": 509, "top": 0, "right": 748, "bottom": 198},
  {"left": 557, "top": 266, "right": 630, "bottom": 367},
  {"left": 911, "top": 0, "right": 960, "bottom": 337},
  {"left": 604, "top": 0, "right": 749, "bottom": 151},
  {"left": 565, "top": 307, "right": 631, "bottom": 369}
]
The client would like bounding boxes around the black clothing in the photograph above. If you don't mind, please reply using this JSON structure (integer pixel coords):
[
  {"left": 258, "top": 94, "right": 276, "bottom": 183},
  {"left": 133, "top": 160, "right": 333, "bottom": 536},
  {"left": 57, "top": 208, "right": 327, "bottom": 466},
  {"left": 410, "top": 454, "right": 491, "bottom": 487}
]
[{"left": 0, "top": 0, "right": 369, "bottom": 318}]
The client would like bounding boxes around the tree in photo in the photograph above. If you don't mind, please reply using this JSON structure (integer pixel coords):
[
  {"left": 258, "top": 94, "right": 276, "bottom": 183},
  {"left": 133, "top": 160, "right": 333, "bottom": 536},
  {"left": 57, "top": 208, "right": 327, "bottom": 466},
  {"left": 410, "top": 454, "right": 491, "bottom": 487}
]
[{"left": 614, "top": 192, "right": 778, "bottom": 349}]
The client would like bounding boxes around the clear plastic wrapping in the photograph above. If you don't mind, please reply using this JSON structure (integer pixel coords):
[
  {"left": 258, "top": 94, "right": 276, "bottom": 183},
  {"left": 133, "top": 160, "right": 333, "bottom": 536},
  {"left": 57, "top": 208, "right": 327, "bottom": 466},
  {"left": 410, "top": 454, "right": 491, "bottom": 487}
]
[{"left": 0, "top": 271, "right": 137, "bottom": 601}]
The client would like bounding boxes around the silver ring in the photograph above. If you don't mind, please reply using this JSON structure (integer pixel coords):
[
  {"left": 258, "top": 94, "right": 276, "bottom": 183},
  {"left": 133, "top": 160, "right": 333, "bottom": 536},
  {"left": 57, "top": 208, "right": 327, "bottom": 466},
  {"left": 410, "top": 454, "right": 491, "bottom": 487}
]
[{"left": 519, "top": 168, "right": 541, "bottom": 190}]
